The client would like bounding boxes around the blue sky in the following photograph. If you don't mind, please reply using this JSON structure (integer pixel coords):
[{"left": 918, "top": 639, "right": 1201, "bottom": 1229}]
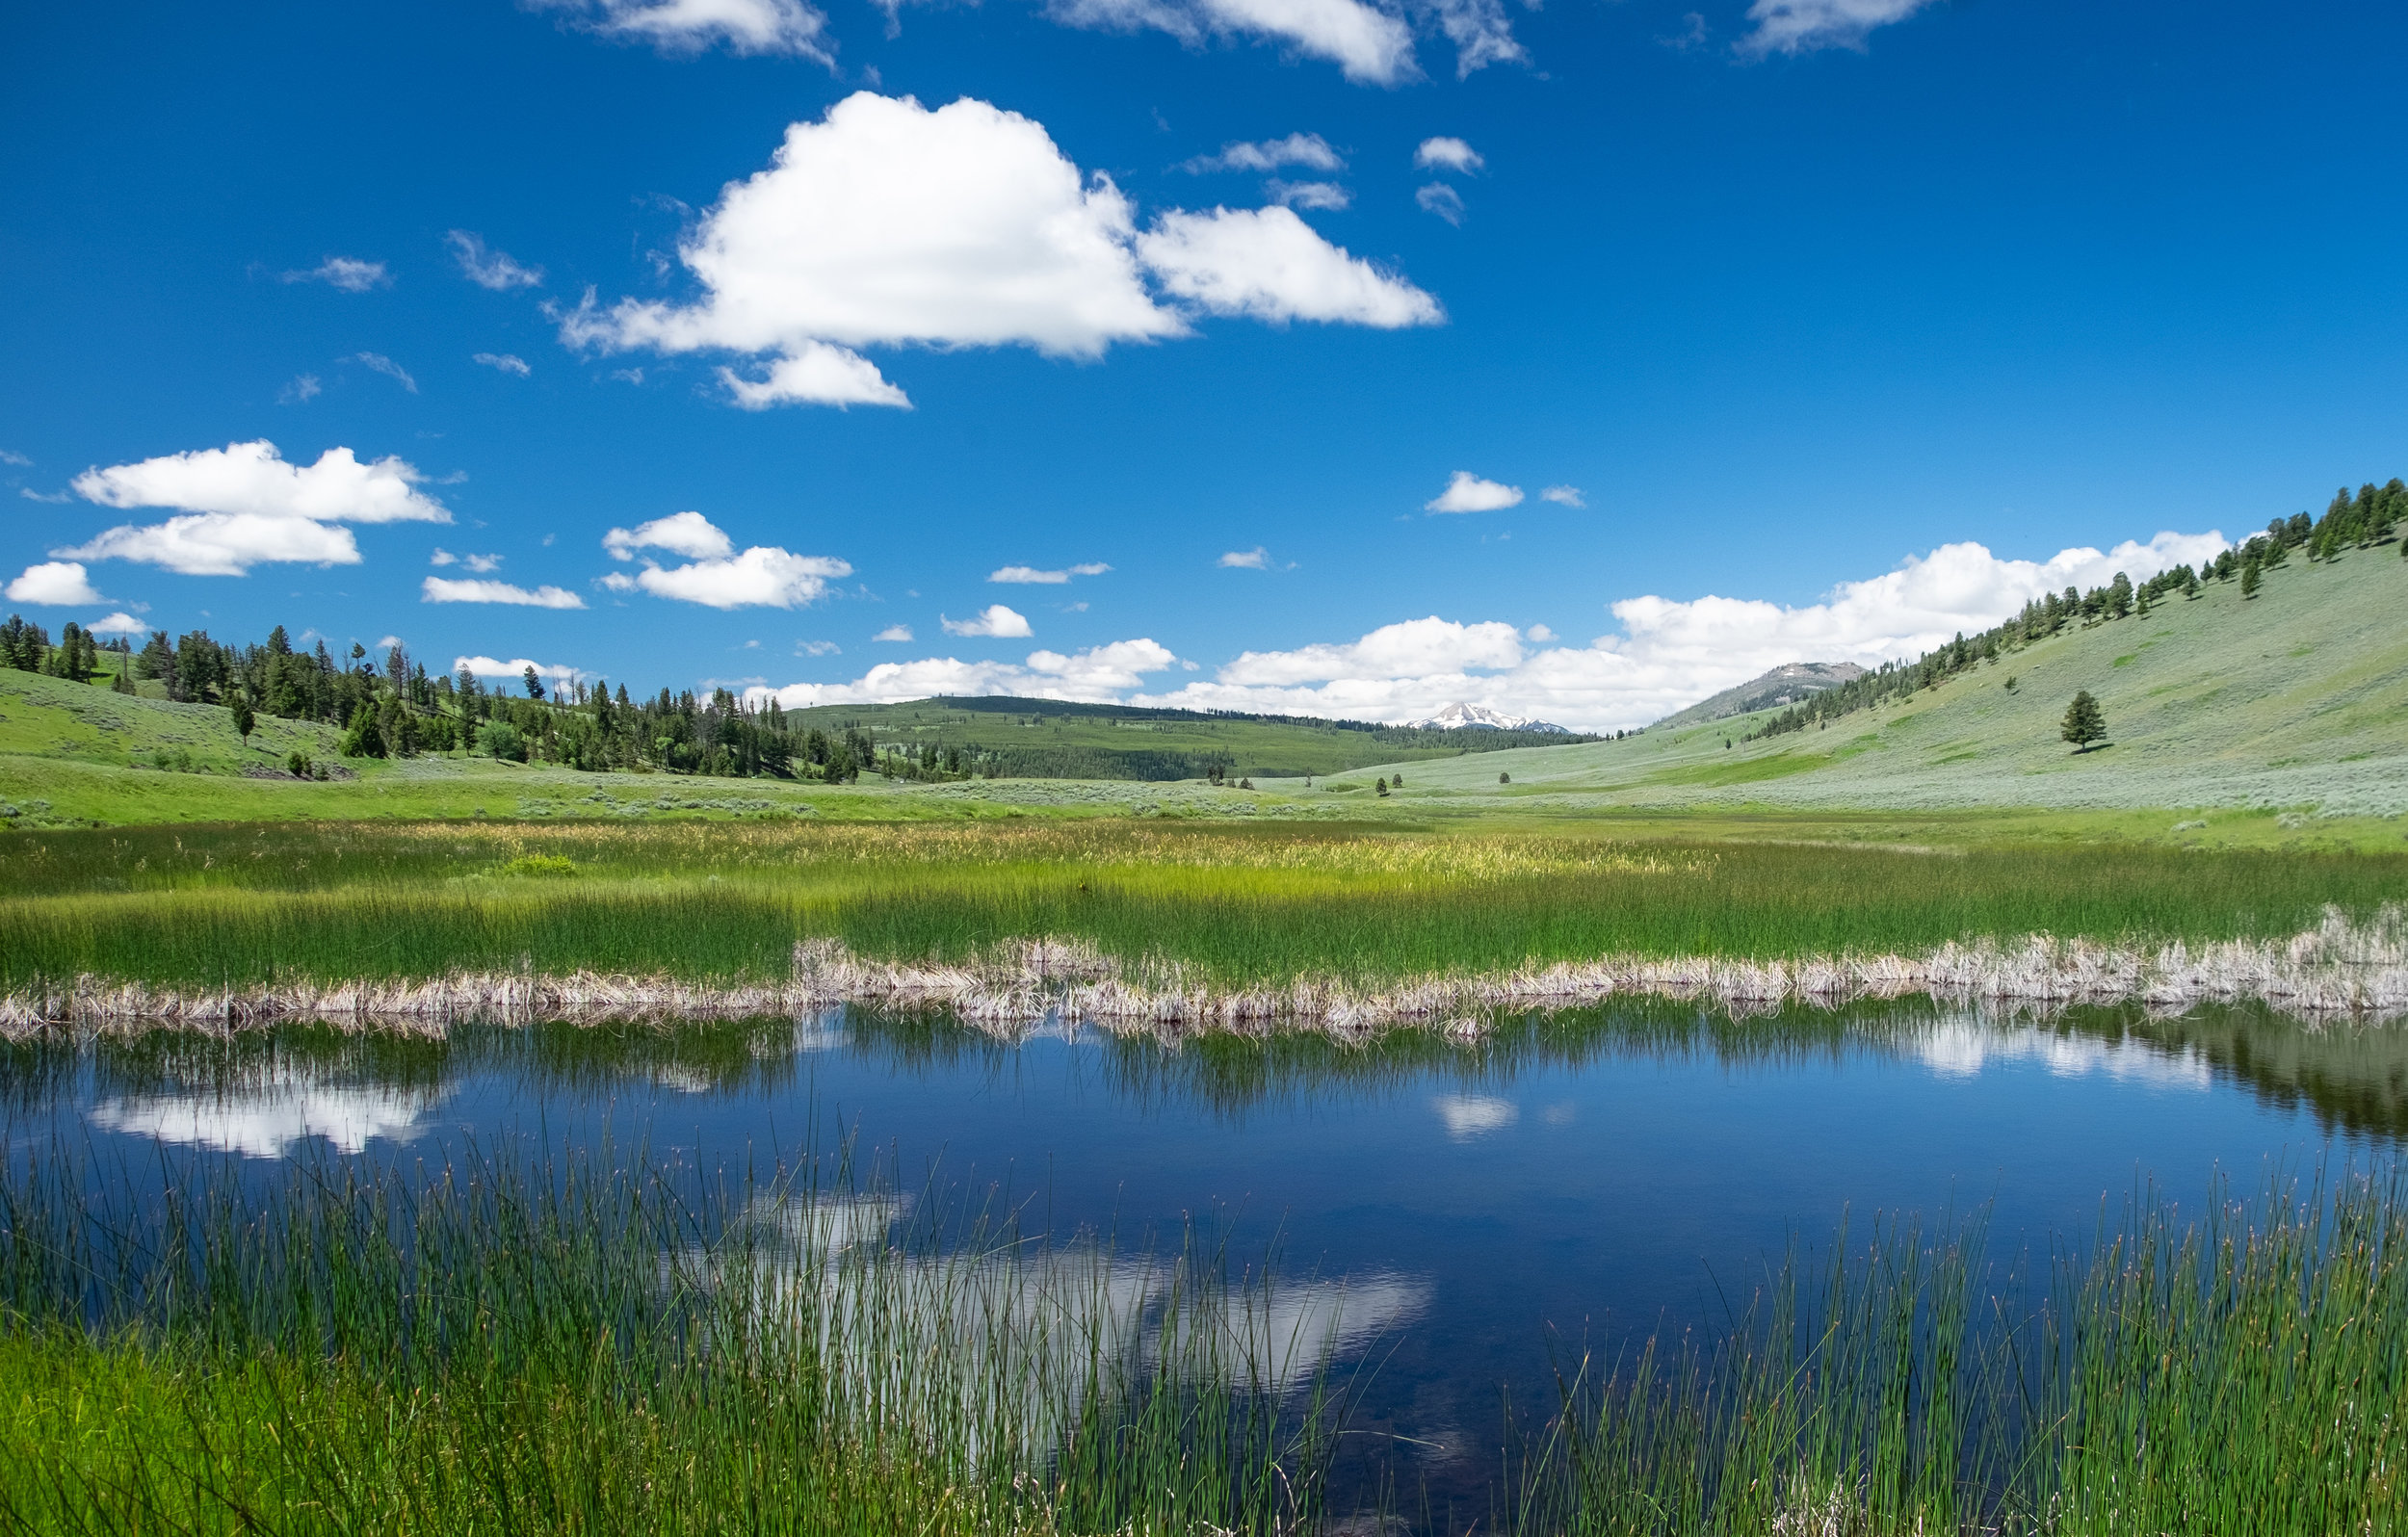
[{"left": 4, "top": 0, "right": 2402, "bottom": 729}]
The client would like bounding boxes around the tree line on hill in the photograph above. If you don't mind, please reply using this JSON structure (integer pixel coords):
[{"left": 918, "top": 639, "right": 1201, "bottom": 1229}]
[
  {"left": 1746, "top": 479, "right": 2404, "bottom": 742},
  {"left": 0, "top": 617, "right": 1581, "bottom": 785}
]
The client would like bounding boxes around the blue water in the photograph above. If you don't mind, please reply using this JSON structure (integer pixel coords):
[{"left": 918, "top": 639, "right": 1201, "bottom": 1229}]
[{"left": 4, "top": 1000, "right": 2396, "bottom": 1509}]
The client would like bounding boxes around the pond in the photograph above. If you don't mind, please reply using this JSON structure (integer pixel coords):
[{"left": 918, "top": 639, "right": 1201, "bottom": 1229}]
[{"left": 4, "top": 1000, "right": 2400, "bottom": 1524}]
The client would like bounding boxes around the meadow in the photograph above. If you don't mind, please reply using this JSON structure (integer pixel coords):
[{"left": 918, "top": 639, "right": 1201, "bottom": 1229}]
[
  {"left": 0, "top": 1131, "right": 2398, "bottom": 1535},
  {"left": 4, "top": 820, "right": 2405, "bottom": 995}
]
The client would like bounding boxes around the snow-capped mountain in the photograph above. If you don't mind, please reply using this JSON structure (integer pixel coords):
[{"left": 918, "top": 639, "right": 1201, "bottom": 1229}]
[{"left": 1402, "top": 702, "right": 1571, "bottom": 734}]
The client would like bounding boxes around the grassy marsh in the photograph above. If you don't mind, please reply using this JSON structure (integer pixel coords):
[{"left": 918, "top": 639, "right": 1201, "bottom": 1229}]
[{"left": 3, "top": 821, "right": 2403, "bottom": 995}]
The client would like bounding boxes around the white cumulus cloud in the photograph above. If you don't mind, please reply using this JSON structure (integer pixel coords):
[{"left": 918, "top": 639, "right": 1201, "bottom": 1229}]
[
  {"left": 446, "top": 231, "right": 544, "bottom": 291},
  {"left": 534, "top": 0, "right": 836, "bottom": 61},
  {"left": 6, "top": 561, "right": 105, "bottom": 605},
  {"left": 457, "top": 655, "right": 584, "bottom": 685},
  {"left": 600, "top": 515, "right": 852, "bottom": 610},
  {"left": 91, "top": 612, "right": 148, "bottom": 637},
  {"left": 941, "top": 604, "right": 1034, "bottom": 638},
  {"left": 1426, "top": 471, "right": 1521, "bottom": 513},
  {"left": 422, "top": 577, "right": 587, "bottom": 609},
  {"left": 1139, "top": 206, "right": 1440, "bottom": 327},
  {"left": 1414, "top": 136, "right": 1483, "bottom": 172},
  {"left": 1739, "top": 0, "right": 1935, "bottom": 55},
  {"left": 559, "top": 92, "right": 1438, "bottom": 408},
  {"left": 749, "top": 637, "right": 1179, "bottom": 708},
  {"left": 1219, "top": 546, "right": 1272, "bottom": 569},
  {"left": 281, "top": 257, "right": 390, "bottom": 293},
  {"left": 872, "top": 623, "right": 913, "bottom": 641},
  {"left": 57, "top": 441, "right": 450, "bottom": 576},
  {"left": 604, "top": 510, "right": 736, "bottom": 561}
]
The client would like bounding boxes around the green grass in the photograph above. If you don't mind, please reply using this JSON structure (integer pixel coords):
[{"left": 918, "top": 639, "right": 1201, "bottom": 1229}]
[{"left": 2, "top": 821, "right": 2401, "bottom": 992}]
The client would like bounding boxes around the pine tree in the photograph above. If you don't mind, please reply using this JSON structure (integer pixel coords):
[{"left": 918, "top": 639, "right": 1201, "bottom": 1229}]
[
  {"left": 231, "top": 693, "right": 255, "bottom": 743},
  {"left": 2060, "top": 690, "right": 2107, "bottom": 752},
  {"left": 2240, "top": 559, "right": 2263, "bottom": 598}
]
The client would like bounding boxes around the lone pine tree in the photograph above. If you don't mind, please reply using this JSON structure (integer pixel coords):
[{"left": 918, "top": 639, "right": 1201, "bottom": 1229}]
[{"left": 2061, "top": 689, "right": 2107, "bottom": 752}]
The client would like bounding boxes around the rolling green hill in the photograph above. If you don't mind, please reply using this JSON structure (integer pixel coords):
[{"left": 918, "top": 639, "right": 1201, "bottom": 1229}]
[
  {"left": 1289, "top": 545, "right": 2408, "bottom": 822},
  {"left": 776, "top": 694, "right": 1590, "bottom": 780}
]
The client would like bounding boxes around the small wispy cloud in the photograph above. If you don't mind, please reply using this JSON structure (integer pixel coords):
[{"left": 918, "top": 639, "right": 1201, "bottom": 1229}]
[
  {"left": 1269, "top": 180, "right": 1350, "bottom": 211},
  {"left": 277, "top": 374, "right": 323, "bottom": 404},
  {"left": 355, "top": 352, "right": 418, "bottom": 393},
  {"left": 1218, "top": 547, "right": 1272, "bottom": 570},
  {"left": 872, "top": 624, "right": 913, "bottom": 642},
  {"left": 473, "top": 352, "right": 532, "bottom": 376},
  {"left": 0, "top": 450, "right": 30, "bottom": 467},
  {"left": 446, "top": 230, "right": 544, "bottom": 290},
  {"left": 422, "top": 577, "right": 585, "bottom": 609},
  {"left": 1416, "top": 184, "right": 1467, "bottom": 225},
  {"left": 988, "top": 561, "right": 1112, "bottom": 584},
  {"left": 1540, "top": 484, "right": 1585, "bottom": 508},
  {"left": 282, "top": 257, "right": 391, "bottom": 293},
  {"left": 1180, "top": 134, "right": 1344, "bottom": 174}
]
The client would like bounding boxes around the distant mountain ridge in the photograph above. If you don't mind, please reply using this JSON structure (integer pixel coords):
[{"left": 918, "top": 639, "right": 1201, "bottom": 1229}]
[
  {"left": 1651, "top": 663, "right": 1868, "bottom": 730},
  {"left": 1400, "top": 701, "right": 1572, "bottom": 734}
]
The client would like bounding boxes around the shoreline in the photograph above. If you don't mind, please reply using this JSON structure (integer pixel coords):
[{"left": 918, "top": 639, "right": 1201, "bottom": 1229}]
[{"left": 5, "top": 906, "right": 2403, "bottom": 1039}]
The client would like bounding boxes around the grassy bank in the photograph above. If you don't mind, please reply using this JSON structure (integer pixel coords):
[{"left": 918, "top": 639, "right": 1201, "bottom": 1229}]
[
  {"left": 1, "top": 1140, "right": 2398, "bottom": 1533},
  {"left": 3, "top": 821, "right": 2403, "bottom": 994}
]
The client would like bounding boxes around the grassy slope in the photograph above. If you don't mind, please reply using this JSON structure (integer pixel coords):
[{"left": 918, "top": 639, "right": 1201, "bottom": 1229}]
[
  {"left": 778, "top": 695, "right": 1566, "bottom": 775},
  {"left": 1311, "top": 551, "right": 2408, "bottom": 832}
]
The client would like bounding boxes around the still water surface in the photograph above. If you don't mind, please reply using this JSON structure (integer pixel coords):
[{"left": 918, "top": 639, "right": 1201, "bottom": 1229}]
[{"left": 6, "top": 1001, "right": 2400, "bottom": 1510}]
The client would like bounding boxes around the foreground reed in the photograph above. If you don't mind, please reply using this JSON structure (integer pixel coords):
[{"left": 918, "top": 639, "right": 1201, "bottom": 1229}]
[
  {"left": 2, "top": 1140, "right": 2400, "bottom": 1534},
  {"left": 0, "top": 1144, "right": 1341, "bottom": 1536}
]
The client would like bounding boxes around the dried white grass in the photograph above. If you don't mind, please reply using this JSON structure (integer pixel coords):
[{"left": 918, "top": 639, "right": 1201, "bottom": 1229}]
[{"left": 4, "top": 906, "right": 2403, "bottom": 1045}]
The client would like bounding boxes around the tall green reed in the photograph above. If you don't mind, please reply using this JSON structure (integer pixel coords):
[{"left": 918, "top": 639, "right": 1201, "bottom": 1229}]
[{"left": 0, "top": 1140, "right": 1346, "bottom": 1535}]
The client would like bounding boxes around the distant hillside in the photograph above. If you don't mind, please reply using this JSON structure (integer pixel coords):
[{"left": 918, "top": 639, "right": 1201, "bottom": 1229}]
[
  {"left": 1399, "top": 702, "right": 1571, "bottom": 733},
  {"left": 1653, "top": 663, "right": 1868, "bottom": 731},
  {"left": 1309, "top": 535, "right": 2408, "bottom": 819},
  {"left": 777, "top": 695, "right": 1598, "bottom": 780}
]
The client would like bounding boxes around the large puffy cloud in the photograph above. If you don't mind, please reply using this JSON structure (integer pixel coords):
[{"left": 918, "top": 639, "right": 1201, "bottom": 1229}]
[
  {"left": 55, "top": 442, "right": 450, "bottom": 576},
  {"left": 560, "top": 93, "right": 1438, "bottom": 407},
  {"left": 1739, "top": 0, "right": 1935, "bottom": 55},
  {"left": 748, "top": 638, "right": 1180, "bottom": 708},
  {"left": 597, "top": 511, "right": 851, "bottom": 609},
  {"left": 534, "top": 0, "right": 836, "bottom": 61},
  {"left": 6, "top": 561, "right": 105, "bottom": 605},
  {"left": 1136, "top": 532, "right": 2232, "bottom": 731},
  {"left": 1137, "top": 206, "right": 1440, "bottom": 327}
]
